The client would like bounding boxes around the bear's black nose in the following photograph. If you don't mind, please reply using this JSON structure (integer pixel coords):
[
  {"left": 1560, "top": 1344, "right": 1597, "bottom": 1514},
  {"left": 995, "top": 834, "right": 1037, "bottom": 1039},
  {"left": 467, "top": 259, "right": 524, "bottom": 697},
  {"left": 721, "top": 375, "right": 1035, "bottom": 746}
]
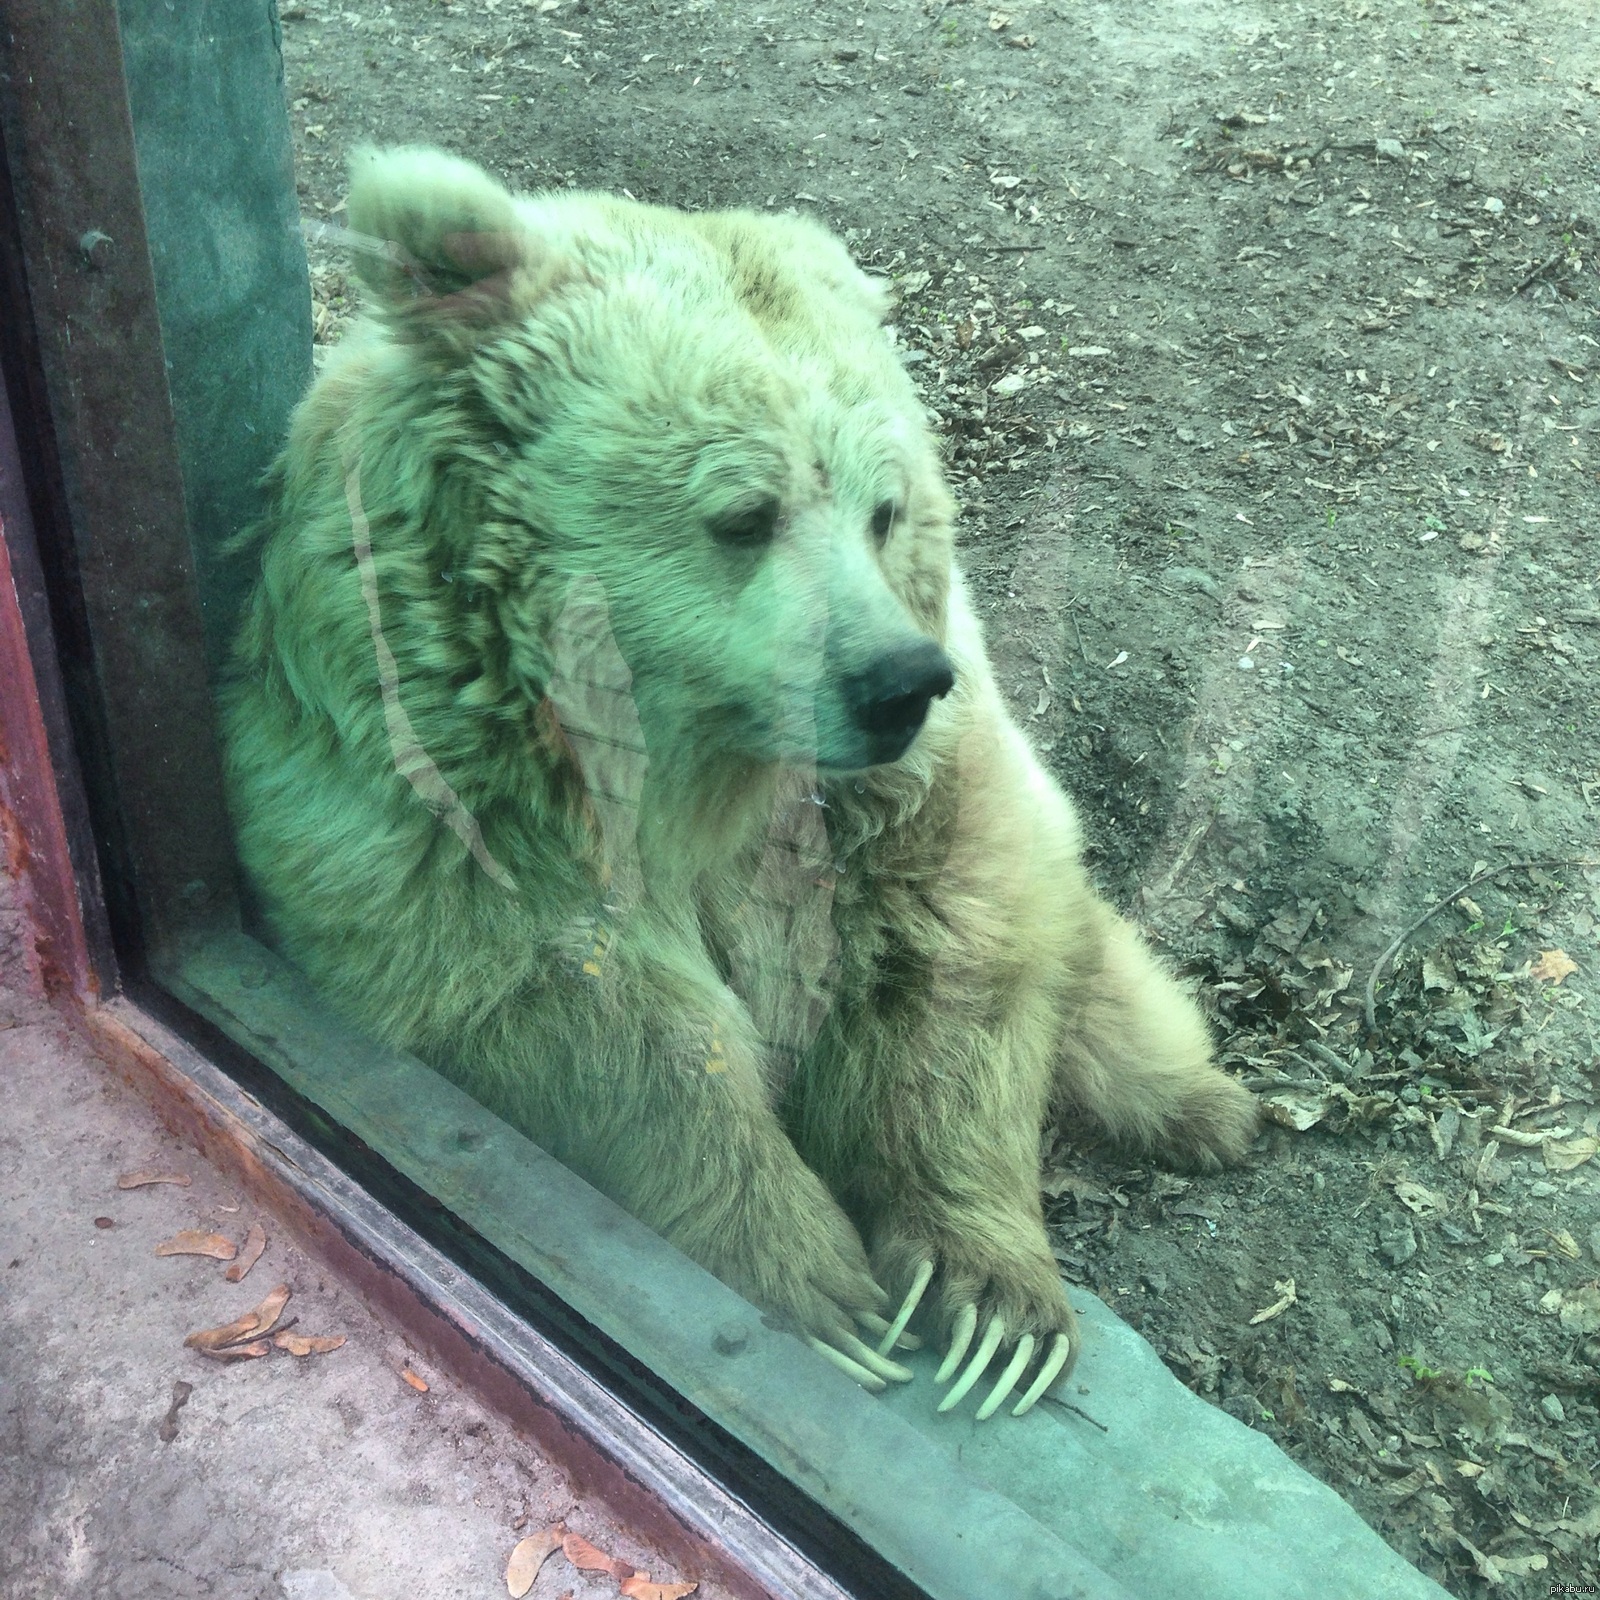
[{"left": 845, "top": 640, "right": 956, "bottom": 742}]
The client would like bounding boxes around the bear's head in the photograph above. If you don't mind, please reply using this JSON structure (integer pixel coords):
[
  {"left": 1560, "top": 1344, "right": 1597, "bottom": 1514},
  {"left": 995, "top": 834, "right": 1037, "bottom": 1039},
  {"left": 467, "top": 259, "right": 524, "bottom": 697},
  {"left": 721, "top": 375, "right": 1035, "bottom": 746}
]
[{"left": 339, "top": 146, "right": 957, "bottom": 778}]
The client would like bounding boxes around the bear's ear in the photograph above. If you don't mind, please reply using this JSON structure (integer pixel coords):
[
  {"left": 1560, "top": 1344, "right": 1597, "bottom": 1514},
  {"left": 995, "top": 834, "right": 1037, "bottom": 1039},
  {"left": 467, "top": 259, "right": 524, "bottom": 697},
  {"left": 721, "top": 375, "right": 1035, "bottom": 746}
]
[{"left": 345, "top": 145, "right": 526, "bottom": 315}]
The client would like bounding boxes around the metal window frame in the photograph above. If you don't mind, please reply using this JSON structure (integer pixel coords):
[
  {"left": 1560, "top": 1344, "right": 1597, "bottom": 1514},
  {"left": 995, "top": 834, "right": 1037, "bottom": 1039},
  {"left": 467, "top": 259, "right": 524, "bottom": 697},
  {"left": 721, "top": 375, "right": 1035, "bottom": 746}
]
[{"left": 0, "top": 7, "right": 1127, "bottom": 1599}]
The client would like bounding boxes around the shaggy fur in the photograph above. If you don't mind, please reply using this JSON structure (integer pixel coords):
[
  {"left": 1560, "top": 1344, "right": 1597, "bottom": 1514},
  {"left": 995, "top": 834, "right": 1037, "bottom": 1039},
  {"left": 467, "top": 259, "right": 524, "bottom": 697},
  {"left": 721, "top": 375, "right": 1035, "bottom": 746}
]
[{"left": 223, "top": 147, "right": 1258, "bottom": 1373}]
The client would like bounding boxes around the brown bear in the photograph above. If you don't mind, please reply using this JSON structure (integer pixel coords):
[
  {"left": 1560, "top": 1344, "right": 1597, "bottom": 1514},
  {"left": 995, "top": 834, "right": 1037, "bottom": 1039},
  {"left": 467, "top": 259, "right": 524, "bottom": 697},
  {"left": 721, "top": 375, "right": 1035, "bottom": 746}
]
[{"left": 222, "top": 146, "right": 1258, "bottom": 1421}]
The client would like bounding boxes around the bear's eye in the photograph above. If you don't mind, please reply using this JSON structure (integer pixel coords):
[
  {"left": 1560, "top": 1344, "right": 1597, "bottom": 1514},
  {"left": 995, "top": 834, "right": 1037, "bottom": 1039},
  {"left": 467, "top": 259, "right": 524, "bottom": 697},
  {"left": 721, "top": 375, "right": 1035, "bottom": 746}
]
[
  {"left": 871, "top": 500, "right": 899, "bottom": 543},
  {"left": 709, "top": 496, "right": 781, "bottom": 548}
]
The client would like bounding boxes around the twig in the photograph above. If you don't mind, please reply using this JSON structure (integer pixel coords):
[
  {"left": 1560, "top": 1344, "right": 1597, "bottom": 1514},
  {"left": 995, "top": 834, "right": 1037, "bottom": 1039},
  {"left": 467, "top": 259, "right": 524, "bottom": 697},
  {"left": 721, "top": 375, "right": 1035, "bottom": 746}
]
[
  {"left": 1041, "top": 1394, "right": 1109, "bottom": 1431},
  {"left": 1363, "top": 856, "right": 1600, "bottom": 1031},
  {"left": 1511, "top": 250, "right": 1566, "bottom": 296},
  {"left": 1070, "top": 607, "right": 1088, "bottom": 666},
  {"left": 1151, "top": 805, "right": 1218, "bottom": 901}
]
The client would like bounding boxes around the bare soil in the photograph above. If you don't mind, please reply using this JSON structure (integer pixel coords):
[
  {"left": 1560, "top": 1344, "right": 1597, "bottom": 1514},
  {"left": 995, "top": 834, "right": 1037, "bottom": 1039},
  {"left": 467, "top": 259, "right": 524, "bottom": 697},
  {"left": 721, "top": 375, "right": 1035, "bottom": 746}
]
[
  {"left": 0, "top": 969, "right": 731, "bottom": 1600},
  {"left": 276, "top": 0, "right": 1600, "bottom": 1592}
]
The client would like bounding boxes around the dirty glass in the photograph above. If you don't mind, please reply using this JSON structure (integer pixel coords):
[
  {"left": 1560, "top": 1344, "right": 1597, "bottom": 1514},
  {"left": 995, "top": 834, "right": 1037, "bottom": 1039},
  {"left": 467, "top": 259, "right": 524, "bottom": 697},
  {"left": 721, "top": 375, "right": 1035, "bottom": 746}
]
[{"left": 161, "top": 0, "right": 1600, "bottom": 1593}]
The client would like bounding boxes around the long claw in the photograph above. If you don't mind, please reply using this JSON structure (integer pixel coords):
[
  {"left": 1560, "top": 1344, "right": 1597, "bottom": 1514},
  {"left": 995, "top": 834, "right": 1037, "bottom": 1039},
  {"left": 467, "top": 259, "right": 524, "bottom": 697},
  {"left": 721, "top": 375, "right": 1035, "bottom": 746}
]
[
  {"left": 975, "top": 1333, "right": 1035, "bottom": 1422},
  {"left": 937, "top": 1314, "right": 1006, "bottom": 1413},
  {"left": 876, "top": 1259, "right": 934, "bottom": 1356},
  {"left": 857, "top": 1312, "right": 923, "bottom": 1351},
  {"left": 806, "top": 1335, "right": 887, "bottom": 1392},
  {"left": 934, "top": 1303, "right": 978, "bottom": 1384},
  {"left": 1011, "top": 1332, "right": 1073, "bottom": 1417},
  {"left": 840, "top": 1332, "right": 914, "bottom": 1384}
]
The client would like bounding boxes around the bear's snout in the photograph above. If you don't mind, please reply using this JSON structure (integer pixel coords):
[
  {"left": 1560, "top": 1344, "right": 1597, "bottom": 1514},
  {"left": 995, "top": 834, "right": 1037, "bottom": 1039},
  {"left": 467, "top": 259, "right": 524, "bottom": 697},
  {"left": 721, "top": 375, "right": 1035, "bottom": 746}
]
[{"left": 841, "top": 639, "right": 955, "bottom": 763}]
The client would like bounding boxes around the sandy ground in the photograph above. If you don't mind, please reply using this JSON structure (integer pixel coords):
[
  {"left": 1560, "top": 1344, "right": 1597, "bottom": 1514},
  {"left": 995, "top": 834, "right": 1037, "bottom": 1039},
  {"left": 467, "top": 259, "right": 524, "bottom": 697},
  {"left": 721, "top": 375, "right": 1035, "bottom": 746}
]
[{"left": 0, "top": 904, "right": 732, "bottom": 1599}]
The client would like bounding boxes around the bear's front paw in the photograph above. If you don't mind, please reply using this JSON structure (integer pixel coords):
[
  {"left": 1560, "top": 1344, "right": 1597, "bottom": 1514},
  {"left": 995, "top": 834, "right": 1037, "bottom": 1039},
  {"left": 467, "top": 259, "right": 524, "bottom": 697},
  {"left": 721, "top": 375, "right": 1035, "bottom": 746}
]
[
  {"left": 870, "top": 1225, "right": 1079, "bottom": 1420},
  {"left": 696, "top": 1181, "right": 915, "bottom": 1394}
]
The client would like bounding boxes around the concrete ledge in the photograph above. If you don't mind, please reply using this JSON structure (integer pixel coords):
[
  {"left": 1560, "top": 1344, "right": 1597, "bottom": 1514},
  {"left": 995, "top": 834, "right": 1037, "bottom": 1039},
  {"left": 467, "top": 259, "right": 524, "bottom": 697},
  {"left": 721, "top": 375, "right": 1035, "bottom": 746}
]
[
  {"left": 154, "top": 929, "right": 1449, "bottom": 1600},
  {"left": 882, "top": 1294, "right": 1452, "bottom": 1600}
]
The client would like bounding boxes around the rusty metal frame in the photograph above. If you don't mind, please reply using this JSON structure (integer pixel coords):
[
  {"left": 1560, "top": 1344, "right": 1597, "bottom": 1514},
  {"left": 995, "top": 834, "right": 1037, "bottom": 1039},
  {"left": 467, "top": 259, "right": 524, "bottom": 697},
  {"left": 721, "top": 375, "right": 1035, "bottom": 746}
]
[{"left": 0, "top": 369, "right": 104, "bottom": 1001}]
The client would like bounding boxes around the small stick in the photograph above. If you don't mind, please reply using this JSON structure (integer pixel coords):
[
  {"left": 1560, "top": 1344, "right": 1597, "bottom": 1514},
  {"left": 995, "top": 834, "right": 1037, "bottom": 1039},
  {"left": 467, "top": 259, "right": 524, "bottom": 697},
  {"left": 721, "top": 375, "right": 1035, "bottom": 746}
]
[
  {"left": 1041, "top": 1394, "right": 1109, "bottom": 1431},
  {"left": 1363, "top": 856, "right": 1600, "bottom": 1031},
  {"left": 1151, "top": 805, "right": 1218, "bottom": 901},
  {"left": 1512, "top": 250, "right": 1566, "bottom": 297}
]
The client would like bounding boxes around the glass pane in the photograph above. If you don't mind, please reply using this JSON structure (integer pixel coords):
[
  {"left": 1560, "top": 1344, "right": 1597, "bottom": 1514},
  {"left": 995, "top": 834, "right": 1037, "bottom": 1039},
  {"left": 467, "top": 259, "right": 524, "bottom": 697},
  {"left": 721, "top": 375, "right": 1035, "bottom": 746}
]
[{"left": 144, "top": 2, "right": 1600, "bottom": 1595}]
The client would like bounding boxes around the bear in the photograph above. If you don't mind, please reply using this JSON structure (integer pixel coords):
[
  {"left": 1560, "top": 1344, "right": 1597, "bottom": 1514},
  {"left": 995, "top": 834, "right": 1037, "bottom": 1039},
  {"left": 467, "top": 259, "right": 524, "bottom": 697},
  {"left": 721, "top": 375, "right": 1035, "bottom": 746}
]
[{"left": 222, "top": 145, "right": 1259, "bottom": 1421}]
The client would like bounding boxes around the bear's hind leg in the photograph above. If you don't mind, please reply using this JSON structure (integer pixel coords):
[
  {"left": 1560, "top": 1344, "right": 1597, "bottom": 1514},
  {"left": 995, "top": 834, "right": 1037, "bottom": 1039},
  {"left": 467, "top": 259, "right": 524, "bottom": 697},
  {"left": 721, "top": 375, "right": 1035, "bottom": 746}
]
[{"left": 1053, "top": 907, "right": 1259, "bottom": 1170}]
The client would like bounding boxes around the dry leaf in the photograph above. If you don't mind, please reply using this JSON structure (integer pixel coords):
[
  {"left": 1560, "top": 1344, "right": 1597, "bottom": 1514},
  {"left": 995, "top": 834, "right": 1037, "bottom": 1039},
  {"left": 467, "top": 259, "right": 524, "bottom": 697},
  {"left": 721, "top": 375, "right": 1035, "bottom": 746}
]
[
  {"left": 156, "top": 1230, "right": 238, "bottom": 1261},
  {"left": 1557, "top": 1284, "right": 1600, "bottom": 1335},
  {"left": 245, "top": 1282, "right": 292, "bottom": 1336},
  {"left": 1249, "top": 1278, "right": 1298, "bottom": 1325},
  {"left": 118, "top": 1170, "right": 191, "bottom": 1189},
  {"left": 506, "top": 1524, "right": 564, "bottom": 1597},
  {"left": 1457, "top": 1535, "right": 1502, "bottom": 1583},
  {"left": 225, "top": 1222, "right": 267, "bottom": 1282},
  {"left": 1548, "top": 1229, "right": 1582, "bottom": 1260},
  {"left": 1391, "top": 1179, "right": 1448, "bottom": 1216},
  {"left": 273, "top": 1332, "right": 346, "bottom": 1357},
  {"left": 620, "top": 1578, "right": 699, "bottom": 1600},
  {"left": 1529, "top": 948, "right": 1578, "bottom": 984},
  {"left": 197, "top": 1338, "right": 273, "bottom": 1362},
  {"left": 157, "top": 1379, "right": 193, "bottom": 1442},
  {"left": 401, "top": 1367, "right": 429, "bottom": 1392},
  {"left": 184, "top": 1283, "right": 291, "bottom": 1352},
  {"left": 561, "top": 1532, "right": 632, "bottom": 1580},
  {"left": 1383, "top": 1466, "right": 1430, "bottom": 1503},
  {"left": 1544, "top": 1135, "right": 1598, "bottom": 1172},
  {"left": 1040, "top": 1170, "right": 1108, "bottom": 1201},
  {"left": 1496, "top": 1553, "right": 1548, "bottom": 1578},
  {"left": 1257, "top": 1090, "right": 1333, "bottom": 1132},
  {"left": 1421, "top": 954, "right": 1454, "bottom": 991},
  {"left": 1489, "top": 1123, "right": 1568, "bottom": 1148}
]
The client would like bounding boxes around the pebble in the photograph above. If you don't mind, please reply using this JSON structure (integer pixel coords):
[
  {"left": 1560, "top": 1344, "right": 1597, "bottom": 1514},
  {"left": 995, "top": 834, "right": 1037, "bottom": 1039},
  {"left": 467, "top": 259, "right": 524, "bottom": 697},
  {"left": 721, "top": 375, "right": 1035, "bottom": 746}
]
[
  {"left": 1589, "top": 1223, "right": 1600, "bottom": 1266},
  {"left": 1379, "top": 1220, "right": 1418, "bottom": 1268},
  {"left": 1540, "top": 1393, "right": 1566, "bottom": 1423},
  {"left": 1166, "top": 565, "right": 1222, "bottom": 600}
]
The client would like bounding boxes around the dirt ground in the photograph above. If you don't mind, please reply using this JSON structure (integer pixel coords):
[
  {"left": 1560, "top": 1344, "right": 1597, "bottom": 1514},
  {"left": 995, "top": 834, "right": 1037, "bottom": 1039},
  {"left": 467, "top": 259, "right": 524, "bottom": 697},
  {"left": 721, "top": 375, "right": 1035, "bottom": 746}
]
[
  {"left": 0, "top": 979, "right": 731, "bottom": 1600},
  {"left": 274, "top": 0, "right": 1600, "bottom": 1593}
]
